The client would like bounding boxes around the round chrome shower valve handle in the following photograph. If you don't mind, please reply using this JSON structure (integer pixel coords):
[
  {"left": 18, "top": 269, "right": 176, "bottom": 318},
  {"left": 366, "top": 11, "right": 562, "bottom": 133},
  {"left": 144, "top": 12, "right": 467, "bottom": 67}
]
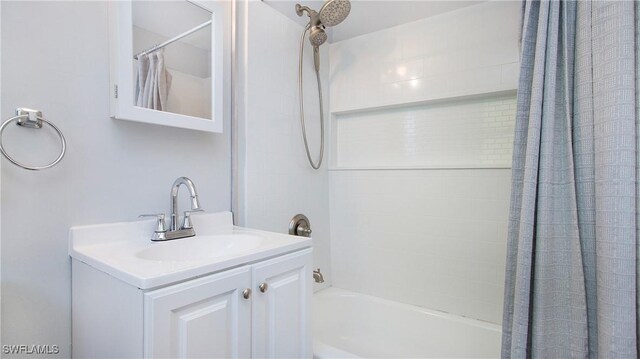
[{"left": 289, "top": 214, "right": 312, "bottom": 237}]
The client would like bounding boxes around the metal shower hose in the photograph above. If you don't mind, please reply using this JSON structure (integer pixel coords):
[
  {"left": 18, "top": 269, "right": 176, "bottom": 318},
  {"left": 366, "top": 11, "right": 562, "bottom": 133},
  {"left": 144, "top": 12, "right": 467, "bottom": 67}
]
[{"left": 298, "top": 25, "right": 324, "bottom": 170}]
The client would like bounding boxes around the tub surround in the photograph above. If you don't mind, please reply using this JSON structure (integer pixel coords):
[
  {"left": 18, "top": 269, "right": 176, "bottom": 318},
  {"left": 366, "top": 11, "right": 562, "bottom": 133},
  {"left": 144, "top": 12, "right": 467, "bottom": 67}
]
[{"left": 328, "top": 1, "right": 519, "bottom": 324}]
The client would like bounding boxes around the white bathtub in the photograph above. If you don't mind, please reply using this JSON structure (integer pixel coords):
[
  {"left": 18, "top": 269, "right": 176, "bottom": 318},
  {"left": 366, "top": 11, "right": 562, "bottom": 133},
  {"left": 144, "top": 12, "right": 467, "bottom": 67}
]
[{"left": 313, "top": 288, "right": 502, "bottom": 358}]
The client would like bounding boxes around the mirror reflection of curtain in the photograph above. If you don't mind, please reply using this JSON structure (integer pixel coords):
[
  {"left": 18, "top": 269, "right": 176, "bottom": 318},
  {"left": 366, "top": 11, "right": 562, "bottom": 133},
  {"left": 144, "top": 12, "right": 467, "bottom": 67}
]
[{"left": 135, "top": 49, "right": 172, "bottom": 111}]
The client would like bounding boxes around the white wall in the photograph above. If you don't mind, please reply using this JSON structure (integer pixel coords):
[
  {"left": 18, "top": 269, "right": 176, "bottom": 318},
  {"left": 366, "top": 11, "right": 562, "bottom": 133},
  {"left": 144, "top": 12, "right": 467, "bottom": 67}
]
[
  {"left": 328, "top": 1, "right": 520, "bottom": 324},
  {"left": 236, "top": 0, "right": 331, "bottom": 290},
  {"left": 329, "top": 1, "right": 520, "bottom": 113},
  {"left": 1, "top": 1, "right": 231, "bottom": 356}
]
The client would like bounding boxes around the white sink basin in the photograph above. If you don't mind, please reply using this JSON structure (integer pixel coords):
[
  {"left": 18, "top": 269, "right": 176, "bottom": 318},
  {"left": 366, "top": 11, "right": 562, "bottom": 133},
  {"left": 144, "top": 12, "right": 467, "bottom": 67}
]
[
  {"left": 136, "top": 234, "right": 264, "bottom": 261},
  {"left": 69, "top": 212, "right": 312, "bottom": 289}
]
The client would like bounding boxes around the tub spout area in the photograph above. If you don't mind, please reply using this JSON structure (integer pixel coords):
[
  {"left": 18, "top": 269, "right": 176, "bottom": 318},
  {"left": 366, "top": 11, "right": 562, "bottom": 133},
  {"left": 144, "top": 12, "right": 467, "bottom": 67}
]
[{"left": 313, "top": 268, "right": 325, "bottom": 283}]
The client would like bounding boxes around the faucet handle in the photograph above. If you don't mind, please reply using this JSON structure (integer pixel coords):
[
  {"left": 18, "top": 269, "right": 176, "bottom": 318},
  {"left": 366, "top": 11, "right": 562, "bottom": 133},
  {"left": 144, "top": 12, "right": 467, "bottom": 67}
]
[
  {"left": 181, "top": 209, "right": 204, "bottom": 230},
  {"left": 139, "top": 213, "right": 167, "bottom": 233}
]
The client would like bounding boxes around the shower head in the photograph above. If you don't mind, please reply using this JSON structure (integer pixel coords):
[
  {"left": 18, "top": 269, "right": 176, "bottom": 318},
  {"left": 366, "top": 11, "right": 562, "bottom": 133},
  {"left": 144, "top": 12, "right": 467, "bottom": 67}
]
[
  {"left": 309, "top": 26, "right": 328, "bottom": 47},
  {"left": 296, "top": 0, "right": 350, "bottom": 47},
  {"left": 318, "top": 0, "right": 351, "bottom": 27}
]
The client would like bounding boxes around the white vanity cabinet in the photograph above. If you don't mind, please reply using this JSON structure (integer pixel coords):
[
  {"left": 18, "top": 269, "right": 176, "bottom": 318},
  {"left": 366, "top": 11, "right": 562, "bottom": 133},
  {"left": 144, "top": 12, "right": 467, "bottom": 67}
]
[
  {"left": 144, "top": 266, "right": 252, "bottom": 358},
  {"left": 251, "top": 250, "right": 312, "bottom": 358},
  {"left": 72, "top": 248, "right": 313, "bottom": 358}
]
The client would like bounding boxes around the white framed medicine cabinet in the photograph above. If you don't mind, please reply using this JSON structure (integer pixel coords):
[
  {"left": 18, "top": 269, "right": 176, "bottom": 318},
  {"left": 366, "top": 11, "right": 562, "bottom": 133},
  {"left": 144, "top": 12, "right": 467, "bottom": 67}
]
[{"left": 109, "top": 0, "right": 224, "bottom": 133}]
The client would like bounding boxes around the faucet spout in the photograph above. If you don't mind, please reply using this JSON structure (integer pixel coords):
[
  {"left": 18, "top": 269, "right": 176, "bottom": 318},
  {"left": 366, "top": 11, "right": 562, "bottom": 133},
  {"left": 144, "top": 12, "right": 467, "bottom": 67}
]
[{"left": 170, "top": 177, "right": 201, "bottom": 231}]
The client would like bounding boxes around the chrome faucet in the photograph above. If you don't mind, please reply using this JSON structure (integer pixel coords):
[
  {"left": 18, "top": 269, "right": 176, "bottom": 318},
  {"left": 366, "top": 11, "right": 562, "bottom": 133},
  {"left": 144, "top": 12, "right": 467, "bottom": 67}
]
[
  {"left": 140, "top": 177, "right": 203, "bottom": 241},
  {"left": 170, "top": 177, "right": 201, "bottom": 231}
]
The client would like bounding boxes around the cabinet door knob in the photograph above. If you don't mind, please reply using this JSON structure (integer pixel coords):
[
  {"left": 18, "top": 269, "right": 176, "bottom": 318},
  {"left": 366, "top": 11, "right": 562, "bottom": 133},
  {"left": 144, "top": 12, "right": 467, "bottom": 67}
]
[
  {"left": 259, "top": 282, "right": 268, "bottom": 293},
  {"left": 242, "top": 288, "right": 252, "bottom": 299}
]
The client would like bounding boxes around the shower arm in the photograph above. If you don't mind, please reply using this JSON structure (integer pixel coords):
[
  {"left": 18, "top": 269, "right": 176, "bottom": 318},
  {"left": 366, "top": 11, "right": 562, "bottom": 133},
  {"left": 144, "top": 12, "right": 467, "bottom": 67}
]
[
  {"left": 295, "top": 4, "right": 315, "bottom": 17},
  {"left": 296, "top": 4, "right": 323, "bottom": 30}
]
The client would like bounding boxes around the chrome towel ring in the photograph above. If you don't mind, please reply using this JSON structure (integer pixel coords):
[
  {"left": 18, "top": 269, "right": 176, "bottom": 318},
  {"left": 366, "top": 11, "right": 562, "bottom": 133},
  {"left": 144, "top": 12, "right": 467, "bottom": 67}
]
[{"left": 0, "top": 108, "right": 66, "bottom": 171}]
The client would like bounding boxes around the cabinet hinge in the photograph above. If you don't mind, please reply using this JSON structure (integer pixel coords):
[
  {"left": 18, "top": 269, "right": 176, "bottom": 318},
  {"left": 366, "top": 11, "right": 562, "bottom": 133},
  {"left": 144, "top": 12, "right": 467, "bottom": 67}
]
[{"left": 114, "top": 85, "right": 118, "bottom": 99}]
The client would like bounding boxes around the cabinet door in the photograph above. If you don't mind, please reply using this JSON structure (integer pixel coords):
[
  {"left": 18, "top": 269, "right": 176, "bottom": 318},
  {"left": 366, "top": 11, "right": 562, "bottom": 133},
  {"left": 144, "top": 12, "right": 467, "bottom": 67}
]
[
  {"left": 144, "top": 266, "right": 252, "bottom": 358},
  {"left": 252, "top": 248, "right": 313, "bottom": 358}
]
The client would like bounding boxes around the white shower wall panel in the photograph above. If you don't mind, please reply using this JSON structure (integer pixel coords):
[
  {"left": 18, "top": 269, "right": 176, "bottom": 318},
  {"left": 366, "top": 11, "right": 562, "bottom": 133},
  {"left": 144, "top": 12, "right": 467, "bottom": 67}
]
[
  {"left": 329, "top": 1, "right": 520, "bottom": 112},
  {"left": 328, "top": 1, "right": 520, "bottom": 324},
  {"left": 335, "top": 95, "right": 516, "bottom": 168},
  {"left": 330, "top": 169, "right": 511, "bottom": 324}
]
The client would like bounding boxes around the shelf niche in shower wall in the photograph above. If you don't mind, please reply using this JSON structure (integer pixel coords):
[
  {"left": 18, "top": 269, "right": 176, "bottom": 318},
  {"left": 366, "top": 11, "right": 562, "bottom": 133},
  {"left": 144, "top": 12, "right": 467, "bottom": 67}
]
[{"left": 330, "top": 91, "right": 517, "bottom": 170}]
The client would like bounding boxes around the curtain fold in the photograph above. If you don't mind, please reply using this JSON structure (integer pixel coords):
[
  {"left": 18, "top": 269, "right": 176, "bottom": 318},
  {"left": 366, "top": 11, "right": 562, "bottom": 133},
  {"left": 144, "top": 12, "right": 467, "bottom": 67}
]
[
  {"left": 502, "top": 1, "right": 639, "bottom": 357},
  {"left": 135, "top": 49, "right": 172, "bottom": 111}
]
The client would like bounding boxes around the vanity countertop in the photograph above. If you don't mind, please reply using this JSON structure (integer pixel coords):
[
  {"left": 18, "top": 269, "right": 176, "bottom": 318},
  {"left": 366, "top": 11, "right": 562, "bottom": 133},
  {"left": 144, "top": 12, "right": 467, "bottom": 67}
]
[{"left": 69, "top": 212, "right": 312, "bottom": 289}]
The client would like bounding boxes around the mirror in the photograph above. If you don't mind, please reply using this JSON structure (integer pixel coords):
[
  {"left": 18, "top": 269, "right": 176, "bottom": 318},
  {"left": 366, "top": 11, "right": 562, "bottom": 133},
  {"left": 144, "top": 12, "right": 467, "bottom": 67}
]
[
  {"left": 109, "top": 0, "right": 223, "bottom": 133},
  {"left": 132, "top": 1, "right": 212, "bottom": 119}
]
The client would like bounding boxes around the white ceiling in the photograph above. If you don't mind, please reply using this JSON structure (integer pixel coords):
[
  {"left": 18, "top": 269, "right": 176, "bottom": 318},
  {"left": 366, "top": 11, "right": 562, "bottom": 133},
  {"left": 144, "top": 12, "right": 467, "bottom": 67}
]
[{"left": 262, "top": 0, "right": 484, "bottom": 42}]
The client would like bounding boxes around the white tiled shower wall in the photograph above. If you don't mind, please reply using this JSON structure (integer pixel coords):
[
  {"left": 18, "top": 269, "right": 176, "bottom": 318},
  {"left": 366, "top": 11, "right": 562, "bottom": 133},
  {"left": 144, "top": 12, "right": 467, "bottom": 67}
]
[
  {"left": 237, "top": 0, "right": 331, "bottom": 289},
  {"left": 328, "top": 1, "right": 520, "bottom": 324},
  {"left": 329, "top": 2, "right": 520, "bottom": 112},
  {"left": 335, "top": 95, "right": 517, "bottom": 168},
  {"left": 330, "top": 169, "right": 511, "bottom": 322}
]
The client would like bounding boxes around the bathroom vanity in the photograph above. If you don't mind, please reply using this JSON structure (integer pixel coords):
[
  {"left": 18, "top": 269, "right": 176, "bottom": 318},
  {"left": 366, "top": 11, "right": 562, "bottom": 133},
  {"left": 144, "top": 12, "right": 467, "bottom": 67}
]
[{"left": 69, "top": 212, "right": 312, "bottom": 358}]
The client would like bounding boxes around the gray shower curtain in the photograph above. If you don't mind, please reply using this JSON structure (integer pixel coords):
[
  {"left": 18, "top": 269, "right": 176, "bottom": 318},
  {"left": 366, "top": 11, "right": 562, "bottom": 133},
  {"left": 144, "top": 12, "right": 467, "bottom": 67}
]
[
  {"left": 502, "top": 0, "right": 639, "bottom": 357},
  {"left": 135, "top": 49, "right": 173, "bottom": 111}
]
